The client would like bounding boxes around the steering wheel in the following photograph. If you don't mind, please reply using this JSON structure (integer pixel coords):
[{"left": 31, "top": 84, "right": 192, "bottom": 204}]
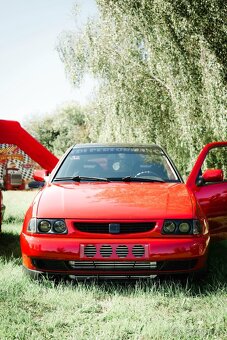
[{"left": 134, "top": 170, "right": 163, "bottom": 181}]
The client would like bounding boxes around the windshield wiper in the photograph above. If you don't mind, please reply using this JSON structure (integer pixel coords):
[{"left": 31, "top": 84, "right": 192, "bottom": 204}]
[
  {"left": 53, "top": 176, "right": 164, "bottom": 183},
  {"left": 53, "top": 176, "right": 109, "bottom": 182},
  {"left": 121, "top": 176, "right": 165, "bottom": 183}
]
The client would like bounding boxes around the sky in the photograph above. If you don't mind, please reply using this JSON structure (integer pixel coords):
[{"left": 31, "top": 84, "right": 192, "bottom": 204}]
[{"left": 0, "top": 0, "right": 98, "bottom": 124}]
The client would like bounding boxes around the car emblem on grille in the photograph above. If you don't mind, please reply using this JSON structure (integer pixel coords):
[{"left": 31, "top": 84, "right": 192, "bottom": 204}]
[{"left": 109, "top": 223, "right": 120, "bottom": 234}]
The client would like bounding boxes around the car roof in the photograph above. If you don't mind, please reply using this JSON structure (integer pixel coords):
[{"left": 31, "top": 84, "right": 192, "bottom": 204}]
[{"left": 72, "top": 143, "right": 163, "bottom": 149}]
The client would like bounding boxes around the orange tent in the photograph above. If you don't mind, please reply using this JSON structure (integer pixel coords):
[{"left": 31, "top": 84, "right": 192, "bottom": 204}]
[{"left": 0, "top": 120, "right": 58, "bottom": 172}]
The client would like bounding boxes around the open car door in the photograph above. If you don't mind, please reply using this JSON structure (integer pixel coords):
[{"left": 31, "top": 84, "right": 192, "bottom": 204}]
[{"left": 187, "top": 142, "right": 227, "bottom": 240}]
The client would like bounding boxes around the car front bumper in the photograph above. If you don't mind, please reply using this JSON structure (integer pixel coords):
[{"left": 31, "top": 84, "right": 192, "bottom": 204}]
[{"left": 21, "top": 233, "right": 210, "bottom": 278}]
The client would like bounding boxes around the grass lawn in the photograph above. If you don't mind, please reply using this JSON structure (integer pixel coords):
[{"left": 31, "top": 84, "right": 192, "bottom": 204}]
[{"left": 0, "top": 191, "right": 226, "bottom": 339}]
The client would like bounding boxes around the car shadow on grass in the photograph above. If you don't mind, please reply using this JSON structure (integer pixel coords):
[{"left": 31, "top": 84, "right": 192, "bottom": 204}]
[
  {"left": 0, "top": 231, "right": 21, "bottom": 260},
  {"left": 207, "top": 240, "right": 227, "bottom": 283}
]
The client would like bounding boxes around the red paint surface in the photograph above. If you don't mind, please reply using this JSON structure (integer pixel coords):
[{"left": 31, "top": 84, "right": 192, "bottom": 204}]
[
  {"left": 35, "top": 182, "right": 195, "bottom": 220},
  {"left": 187, "top": 141, "right": 227, "bottom": 239}
]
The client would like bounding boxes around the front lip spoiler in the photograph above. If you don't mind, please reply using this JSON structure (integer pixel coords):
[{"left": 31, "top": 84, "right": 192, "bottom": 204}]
[{"left": 22, "top": 266, "right": 158, "bottom": 280}]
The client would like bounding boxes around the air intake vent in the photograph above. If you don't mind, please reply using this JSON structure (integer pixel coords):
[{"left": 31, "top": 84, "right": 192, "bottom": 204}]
[
  {"left": 132, "top": 245, "right": 145, "bottom": 257},
  {"left": 69, "top": 261, "right": 157, "bottom": 271},
  {"left": 100, "top": 245, "right": 112, "bottom": 258},
  {"left": 82, "top": 244, "right": 147, "bottom": 259},
  {"left": 84, "top": 245, "right": 96, "bottom": 258},
  {"left": 116, "top": 245, "right": 128, "bottom": 258}
]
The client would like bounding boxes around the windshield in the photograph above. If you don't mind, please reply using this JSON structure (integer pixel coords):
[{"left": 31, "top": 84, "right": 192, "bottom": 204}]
[{"left": 54, "top": 146, "right": 180, "bottom": 182}]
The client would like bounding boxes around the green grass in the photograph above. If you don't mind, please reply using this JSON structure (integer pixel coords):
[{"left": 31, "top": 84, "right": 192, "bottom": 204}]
[
  {"left": 0, "top": 191, "right": 226, "bottom": 339},
  {"left": 3, "top": 190, "right": 38, "bottom": 224}
]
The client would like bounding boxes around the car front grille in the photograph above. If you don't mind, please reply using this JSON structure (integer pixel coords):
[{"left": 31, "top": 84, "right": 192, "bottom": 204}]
[
  {"left": 68, "top": 261, "right": 157, "bottom": 271},
  {"left": 74, "top": 222, "right": 156, "bottom": 234},
  {"left": 83, "top": 244, "right": 147, "bottom": 259},
  {"left": 132, "top": 245, "right": 145, "bottom": 257},
  {"left": 100, "top": 245, "right": 113, "bottom": 257},
  {"left": 84, "top": 245, "right": 96, "bottom": 257},
  {"left": 11, "top": 174, "right": 22, "bottom": 185},
  {"left": 31, "top": 258, "right": 198, "bottom": 274},
  {"left": 116, "top": 245, "right": 128, "bottom": 258}
]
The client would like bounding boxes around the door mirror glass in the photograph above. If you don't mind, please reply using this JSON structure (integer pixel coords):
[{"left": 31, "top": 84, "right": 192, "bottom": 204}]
[
  {"left": 202, "top": 169, "right": 224, "bottom": 183},
  {"left": 33, "top": 169, "right": 49, "bottom": 182}
]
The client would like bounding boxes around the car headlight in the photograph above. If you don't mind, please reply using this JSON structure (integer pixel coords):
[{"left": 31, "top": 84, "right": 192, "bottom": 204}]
[
  {"left": 53, "top": 220, "right": 67, "bottom": 233},
  {"left": 38, "top": 220, "right": 51, "bottom": 233},
  {"left": 163, "top": 221, "right": 176, "bottom": 233},
  {"left": 27, "top": 218, "right": 67, "bottom": 234},
  {"left": 162, "top": 220, "right": 203, "bottom": 235},
  {"left": 178, "top": 222, "right": 190, "bottom": 233}
]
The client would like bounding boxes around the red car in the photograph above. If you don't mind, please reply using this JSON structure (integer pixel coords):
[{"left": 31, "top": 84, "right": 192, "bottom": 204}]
[{"left": 20, "top": 142, "right": 227, "bottom": 279}]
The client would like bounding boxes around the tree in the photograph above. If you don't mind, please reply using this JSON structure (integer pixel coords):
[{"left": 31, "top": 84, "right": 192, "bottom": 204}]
[
  {"left": 25, "top": 103, "right": 90, "bottom": 157},
  {"left": 57, "top": 0, "right": 227, "bottom": 173}
]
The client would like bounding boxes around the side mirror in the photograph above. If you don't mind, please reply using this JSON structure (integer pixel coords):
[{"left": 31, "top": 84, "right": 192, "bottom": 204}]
[
  {"left": 202, "top": 169, "right": 224, "bottom": 183},
  {"left": 33, "top": 169, "right": 49, "bottom": 182}
]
